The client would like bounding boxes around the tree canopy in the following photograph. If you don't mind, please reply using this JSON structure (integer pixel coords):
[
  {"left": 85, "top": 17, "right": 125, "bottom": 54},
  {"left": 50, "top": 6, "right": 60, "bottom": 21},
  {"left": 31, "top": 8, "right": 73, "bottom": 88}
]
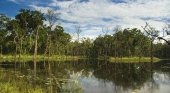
[{"left": 0, "top": 9, "right": 169, "bottom": 59}]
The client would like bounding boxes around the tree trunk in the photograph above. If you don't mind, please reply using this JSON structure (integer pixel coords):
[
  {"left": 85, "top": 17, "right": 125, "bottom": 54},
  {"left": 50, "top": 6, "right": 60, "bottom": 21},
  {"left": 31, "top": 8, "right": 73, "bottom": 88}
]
[
  {"left": 48, "top": 35, "right": 52, "bottom": 61},
  {"left": 33, "top": 26, "right": 40, "bottom": 77},
  {"left": 33, "top": 27, "right": 39, "bottom": 62},
  {"left": 0, "top": 45, "right": 2, "bottom": 58},
  {"left": 150, "top": 39, "right": 153, "bottom": 63},
  {"left": 19, "top": 38, "right": 23, "bottom": 60}
]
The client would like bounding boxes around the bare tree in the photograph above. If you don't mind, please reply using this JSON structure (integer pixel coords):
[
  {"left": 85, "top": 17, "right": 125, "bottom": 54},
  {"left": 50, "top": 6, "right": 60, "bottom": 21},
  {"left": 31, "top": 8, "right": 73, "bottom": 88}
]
[
  {"left": 75, "top": 25, "right": 82, "bottom": 42},
  {"left": 102, "top": 27, "right": 110, "bottom": 35},
  {"left": 142, "top": 22, "right": 170, "bottom": 45},
  {"left": 46, "top": 9, "right": 59, "bottom": 28},
  {"left": 142, "top": 22, "right": 160, "bottom": 62},
  {"left": 113, "top": 25, "right": 122, "bottom": 34},
  {"left": 160, "top": 24, "right": 170, "bottom": 44}
]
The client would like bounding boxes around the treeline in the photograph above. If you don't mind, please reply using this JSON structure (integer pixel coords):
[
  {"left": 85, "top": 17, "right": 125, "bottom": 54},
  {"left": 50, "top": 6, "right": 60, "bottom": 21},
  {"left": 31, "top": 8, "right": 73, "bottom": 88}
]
[{"left": 0, "top": 9, "right": 170, "bottom": 59}]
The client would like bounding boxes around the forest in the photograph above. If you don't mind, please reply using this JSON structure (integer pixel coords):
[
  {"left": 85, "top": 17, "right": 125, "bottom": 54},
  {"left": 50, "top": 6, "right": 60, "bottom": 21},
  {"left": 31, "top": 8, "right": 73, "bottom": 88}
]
[
  {"left": 0, "top": 9, "right": 170, "bottom": 61},
  {"left": 1, "top": 7, "right": 170, "bottom": 93}
]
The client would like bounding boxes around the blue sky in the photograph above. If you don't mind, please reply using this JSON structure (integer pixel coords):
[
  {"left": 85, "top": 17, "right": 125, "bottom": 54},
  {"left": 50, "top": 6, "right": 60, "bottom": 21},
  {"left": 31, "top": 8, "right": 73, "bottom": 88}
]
[{"left": 1, "top": 0, "right": 170, "bottom": 40}]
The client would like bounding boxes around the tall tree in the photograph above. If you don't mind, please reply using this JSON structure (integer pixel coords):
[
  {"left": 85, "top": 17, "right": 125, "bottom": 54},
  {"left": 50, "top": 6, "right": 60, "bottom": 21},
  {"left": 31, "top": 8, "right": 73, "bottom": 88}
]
[
  {"left": 16, "top": 9, "right": 44, "bottom": 59},
  {"left": 112, "top": 26, "right": 122, "bottom": 59},
  {"left": 44, "top": 9, "right": 60, "bottom": 60},
  {"left": 15, "top": 9, "right": 45, "bottom": 77},
  {"left": 142, "top": 22, "right": 170, "bottom": 45},
  {"left": 8, "top": 20, "right": 24, "bottom": 59},
  {"left": 75, "top": 25, "right": 82, "bottom": 42},
  {"left": 0, "top": 14, "right": 9, "bottom": 56},
  {"left": 142, "top": 22, "right": 159, "bottom": 62},
  {"left": 51, "top": 25, "right": 71, "bottom": 55}
]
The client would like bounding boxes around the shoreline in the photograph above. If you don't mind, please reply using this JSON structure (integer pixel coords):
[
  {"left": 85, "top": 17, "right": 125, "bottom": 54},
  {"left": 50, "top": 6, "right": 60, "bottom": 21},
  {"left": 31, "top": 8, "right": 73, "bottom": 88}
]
[
  {"left": 109, "top": 57, "right": 161, "bottom": 63},
  {"left": 0, "top": 55, "right": 81, "bottom": 62},
  {"left": 0, "top": 55, "right": 165, "bottom": 63}
]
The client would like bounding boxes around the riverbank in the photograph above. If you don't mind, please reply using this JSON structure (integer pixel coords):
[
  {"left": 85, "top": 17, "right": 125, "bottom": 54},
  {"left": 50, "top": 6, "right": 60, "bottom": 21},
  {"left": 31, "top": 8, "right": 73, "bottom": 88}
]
[
  {"left": 0, "top": 55, "right": 162, "bottom": 63},
  {"left": 109, "top": 57, "right": 161, "bottom": 63},
  {"left": 0, "top": 55, "right": 81, "bottom": 62}
]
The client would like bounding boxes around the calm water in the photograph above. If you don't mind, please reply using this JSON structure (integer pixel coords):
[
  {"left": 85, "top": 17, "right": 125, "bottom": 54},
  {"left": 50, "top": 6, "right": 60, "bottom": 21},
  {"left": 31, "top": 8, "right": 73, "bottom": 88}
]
[{"left": 0, "top": 60, "right": 170, "bottom": 93}]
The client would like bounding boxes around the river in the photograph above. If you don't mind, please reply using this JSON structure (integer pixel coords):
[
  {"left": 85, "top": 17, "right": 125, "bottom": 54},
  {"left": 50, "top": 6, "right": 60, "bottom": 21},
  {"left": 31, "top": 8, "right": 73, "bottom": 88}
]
[{"left": 0, "top": 60, "right": 170, "bottom": 93}]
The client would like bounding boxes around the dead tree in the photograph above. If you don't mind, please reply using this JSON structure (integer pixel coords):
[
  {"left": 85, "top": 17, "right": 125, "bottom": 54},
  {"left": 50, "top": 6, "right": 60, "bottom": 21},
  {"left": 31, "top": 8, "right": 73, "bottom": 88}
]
[
  {"left": 142, "top": 22, "right": 170, "bottom": 45},
  {"left": 75, "top": 25, "right": 82, "bottom": 42},
  {"left": 142, "top": 22, "right": 159, "bottom": 63}
]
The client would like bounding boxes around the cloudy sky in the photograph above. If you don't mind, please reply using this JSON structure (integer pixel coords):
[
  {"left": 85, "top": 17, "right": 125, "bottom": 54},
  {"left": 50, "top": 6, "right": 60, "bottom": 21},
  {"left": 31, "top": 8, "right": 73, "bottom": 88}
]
[{"left": 0, "top": 0, "right": 170, "bottom": 39}]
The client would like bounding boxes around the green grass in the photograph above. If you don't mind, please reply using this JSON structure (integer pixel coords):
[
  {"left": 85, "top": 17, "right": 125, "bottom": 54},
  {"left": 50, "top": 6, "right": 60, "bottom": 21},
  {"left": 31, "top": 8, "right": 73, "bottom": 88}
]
[
  {"left": 0, "top": 68, "right": 83, "bottom": 93},
  {"left": 0, "top": 70, "right": 44, "bottom": 93},
  {"left": 0, "top": 82, "right": 43, "bottom": 93},
  {"left": 109, "top": 57, "right": 161, "bottom": 63},
  {"left": 0, "top": 55, "right": 162, "bottom": 63},
  {"left": 0, "top": 55, "right": 81, "bottom": 62}
]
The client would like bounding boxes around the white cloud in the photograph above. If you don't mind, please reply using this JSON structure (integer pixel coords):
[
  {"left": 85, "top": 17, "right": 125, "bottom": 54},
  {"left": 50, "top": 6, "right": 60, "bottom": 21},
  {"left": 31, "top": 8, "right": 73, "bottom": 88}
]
[{"left": 29, "top": 0, "right": 170, "bottom": 39}]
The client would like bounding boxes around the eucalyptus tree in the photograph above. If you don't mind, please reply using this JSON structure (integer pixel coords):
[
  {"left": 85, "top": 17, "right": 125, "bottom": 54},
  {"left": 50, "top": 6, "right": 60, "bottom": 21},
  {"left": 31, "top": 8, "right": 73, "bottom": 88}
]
[
  {"left": 142, "top": 22, "right": 159, "bottom": 62},
  {"left": 15, "top": 9, "right": 32, "bottom": 54},
  {"left": 115, "top": 28, "right": 150, "bottom": 57},
  {"left": 13, "top": 9, "right": 45, "bottom": 77},
  {"left": 15, "top": 9, "right": 45, "bottom": 60},
  {"left": 112, "top": 26, "right": 122, "bottom": 58},
  {"left": 70, "top": 38, "right": 93, "bottom": 57},
  {"left": 143, "top": 22, "right": 170, "bottom": 45},
  {"left": 7, "top": 20, "right": 24, "bottom": 59},
  {"left": 161, "top": 24, "right": 170, "bottom": 44},
  {"left": 92, "top": 35, "right": 114, "bottom": 58},
  {"left": 142, "top": 22, "right": 170, "bottom": 59},
  {"left": 44, "top": 9, "right": 60, "bottom": 59},
  {"left": 102, "top": 27, "right": 110, "bottom": 35},
  {"left": 0, "top": 14, "right": 9, "bottom": 56},
  {"left": 51, "top": 25, "right": 71, "bottom": 55},
  {"left": 92, "top": 28, "right": 151, "bottom": 58},
  {"left": 81, "top": 38, "right": 93, "bottom": 57},
  {"left": 128, "top": 28, "right": 151, "bottom": 57},
  {"left": 74, "top": 25, "right": 82, "bottom": 42}
]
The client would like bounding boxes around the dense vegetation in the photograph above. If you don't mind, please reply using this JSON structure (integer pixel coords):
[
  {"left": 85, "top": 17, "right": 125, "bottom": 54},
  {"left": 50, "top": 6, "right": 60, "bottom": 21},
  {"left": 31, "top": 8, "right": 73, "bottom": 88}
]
[{"left": 0, "top": 9, "right": 170, "bottom": 61}]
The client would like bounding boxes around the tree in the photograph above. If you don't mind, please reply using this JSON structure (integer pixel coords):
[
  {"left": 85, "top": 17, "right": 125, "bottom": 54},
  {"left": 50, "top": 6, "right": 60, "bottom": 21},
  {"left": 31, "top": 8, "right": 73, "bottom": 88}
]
[
  {"left": 92, "top": 28, "right": 151, "bottom": 59},
  {"left": 92, "top": 35, "right": 114, "bottom": 58},
  {"left": 51, "top": 25, "right": 71, "bottom": 55},
  {"left": 75, "top": 25, "right": 82, "bottom": 42},
  {"left": 0, "top": 14, "right": 9, "bottom": 30},
  {"left": 142, "top": 22, "right": 160, "bottom": 62},
  {"left": 102, "top": 27, "right": 110, "bottom": 35},
  {"left": 16, "top": 9, "right": 44, "bottom": 58},
  {"left": 14, "top": 9, "right": 45, "bottom": 77},
  {"left": 8, "top": 20, "right": 24, "bottom": 59},
  {"left": 0, "top": 14, "right": 9, "bottom": 56},
  {"left": 142, "top": 22, "right": 170, "bottom": 45},
  {"left": 44, "top": 9, "right": 60, "bottom": 60}
]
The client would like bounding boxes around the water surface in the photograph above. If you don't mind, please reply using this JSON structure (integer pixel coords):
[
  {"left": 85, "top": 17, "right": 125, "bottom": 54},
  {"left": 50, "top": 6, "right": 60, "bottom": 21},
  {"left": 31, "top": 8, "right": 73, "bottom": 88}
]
[{"left": 0, "top": 60, "right": 170, "bottom": 93}]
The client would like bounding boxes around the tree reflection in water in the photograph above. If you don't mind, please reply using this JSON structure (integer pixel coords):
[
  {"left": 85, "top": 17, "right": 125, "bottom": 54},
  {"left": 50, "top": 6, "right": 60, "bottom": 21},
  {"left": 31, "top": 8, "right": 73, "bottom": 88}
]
[{"left": 0, "top": 60, "right": 170, "bottom": 93}]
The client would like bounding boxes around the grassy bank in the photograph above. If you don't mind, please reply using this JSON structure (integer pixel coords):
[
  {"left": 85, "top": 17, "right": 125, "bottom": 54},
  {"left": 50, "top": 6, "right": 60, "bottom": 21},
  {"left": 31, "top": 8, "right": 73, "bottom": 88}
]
[
  {"left": 109, "top": 57, "right": 161, "bottom": 63},
  {"left": 0, "top": 55, "right": 162, "bottom": 63},
  {"left": 0, "top": 55, "right": 81, "bottom": 62},
  {"left": 0, "top": 82, "right": 43, "bottom": 93}
]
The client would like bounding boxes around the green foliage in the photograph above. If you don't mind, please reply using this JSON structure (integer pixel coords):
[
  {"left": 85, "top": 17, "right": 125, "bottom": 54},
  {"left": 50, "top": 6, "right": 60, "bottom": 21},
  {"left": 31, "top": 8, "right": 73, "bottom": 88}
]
[
  {"left": 92, "top": 35, "right": 114, "bottom": 57},
  {"left": 91, "top": 28, "right": 151, "bottom": 58},
  {"left": 154, "top": 43, "right": 170, "bottom": 58},
  {"left": 0, "top": 9, "right": 71, "bottom": 56},
  {"left": 109, "top": 57, "right": 160, "bottom": 63},
  {"left": 15, "top": 9, "right": 44, "bottom": 31},
  {"left": 0, "top": 9, "right": 169, "bottom": 60}
]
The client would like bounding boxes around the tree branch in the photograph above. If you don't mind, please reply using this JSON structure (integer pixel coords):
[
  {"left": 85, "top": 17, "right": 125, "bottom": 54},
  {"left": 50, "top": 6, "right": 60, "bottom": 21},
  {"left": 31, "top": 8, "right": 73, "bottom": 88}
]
[{"left": 142, "top": 22, "right": 170, "bottom": 45}]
